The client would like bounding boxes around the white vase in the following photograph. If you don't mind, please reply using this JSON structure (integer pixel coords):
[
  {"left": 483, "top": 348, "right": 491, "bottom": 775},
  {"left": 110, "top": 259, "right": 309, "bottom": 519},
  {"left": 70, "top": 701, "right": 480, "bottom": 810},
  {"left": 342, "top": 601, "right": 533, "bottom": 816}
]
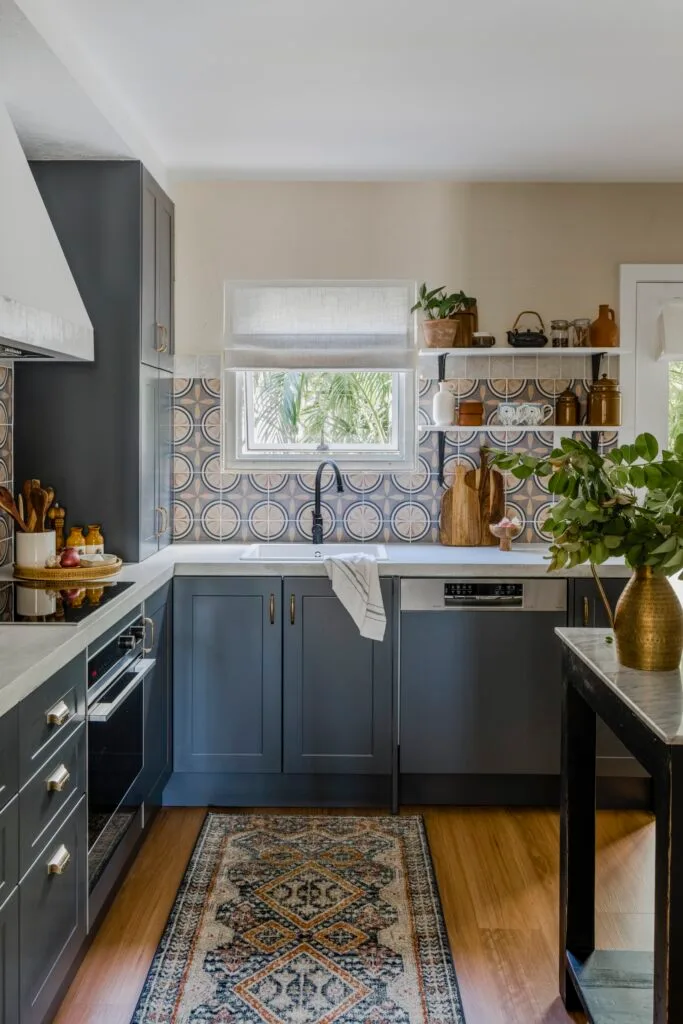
[{"left": 432, "top": 383, "right": 455, "bottom": 426}]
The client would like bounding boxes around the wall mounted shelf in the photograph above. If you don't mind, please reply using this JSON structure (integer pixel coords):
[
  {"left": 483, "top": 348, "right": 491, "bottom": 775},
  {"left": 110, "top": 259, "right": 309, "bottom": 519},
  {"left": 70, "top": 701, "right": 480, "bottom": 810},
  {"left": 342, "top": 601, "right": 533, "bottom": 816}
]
[
  {"left": 419, "top": 347, "right": 628, "bottom": 358},
  {"left": 420, "top": 424, "right": 619, "bottom": 435}
]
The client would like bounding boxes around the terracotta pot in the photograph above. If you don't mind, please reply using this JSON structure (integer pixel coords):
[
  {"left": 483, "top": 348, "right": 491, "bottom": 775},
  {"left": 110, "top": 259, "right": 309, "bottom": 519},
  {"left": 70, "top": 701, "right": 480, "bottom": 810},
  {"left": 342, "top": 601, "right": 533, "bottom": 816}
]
[
  {"left": 614, "top": 567, "right": 683, "bottom": 671},
  {"left": 590, "top": 304, "right": 619, "bottom": 348},
  {"left": 422, "top": 319, "right": 459, "bottom": 349}
]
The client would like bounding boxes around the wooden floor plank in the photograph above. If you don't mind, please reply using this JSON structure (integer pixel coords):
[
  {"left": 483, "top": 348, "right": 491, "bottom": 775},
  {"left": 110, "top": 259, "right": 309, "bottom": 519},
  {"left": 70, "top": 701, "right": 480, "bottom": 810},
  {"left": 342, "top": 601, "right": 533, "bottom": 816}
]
[{"left": 54, "top": 806, "right": 655, "bottom": 1024}]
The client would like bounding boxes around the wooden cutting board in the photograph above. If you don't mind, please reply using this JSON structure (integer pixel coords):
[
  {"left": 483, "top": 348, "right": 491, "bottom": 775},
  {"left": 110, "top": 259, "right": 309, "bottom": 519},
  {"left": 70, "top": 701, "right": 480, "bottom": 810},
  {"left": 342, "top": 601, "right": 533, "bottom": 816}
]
[{"left": 440, "top": 449, "right": 506, "bottom": 546}]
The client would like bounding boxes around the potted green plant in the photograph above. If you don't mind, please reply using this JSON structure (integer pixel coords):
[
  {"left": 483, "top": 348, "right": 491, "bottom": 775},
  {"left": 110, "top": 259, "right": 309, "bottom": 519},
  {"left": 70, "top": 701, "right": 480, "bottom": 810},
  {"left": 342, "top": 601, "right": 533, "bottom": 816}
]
[
  {"left": 412, "top": 284, "right": 478, "bottom": 349},
  {"left": 492, "top": 433, "right": 683, "bottom": 671}
]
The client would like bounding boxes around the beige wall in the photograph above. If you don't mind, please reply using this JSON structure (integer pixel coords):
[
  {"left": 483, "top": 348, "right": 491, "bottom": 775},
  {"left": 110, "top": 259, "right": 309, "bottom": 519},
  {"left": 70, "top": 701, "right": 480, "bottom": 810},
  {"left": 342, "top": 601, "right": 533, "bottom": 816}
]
[{"left": 174, "top": 181, "right": 683, "bottom": 354}]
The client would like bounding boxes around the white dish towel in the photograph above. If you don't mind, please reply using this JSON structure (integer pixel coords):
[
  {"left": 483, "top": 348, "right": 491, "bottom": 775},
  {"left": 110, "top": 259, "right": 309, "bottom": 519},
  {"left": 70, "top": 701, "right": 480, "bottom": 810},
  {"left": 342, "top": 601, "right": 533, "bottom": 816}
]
[{"left": 324, "top": 554, "right": 386, "bottom": 641}]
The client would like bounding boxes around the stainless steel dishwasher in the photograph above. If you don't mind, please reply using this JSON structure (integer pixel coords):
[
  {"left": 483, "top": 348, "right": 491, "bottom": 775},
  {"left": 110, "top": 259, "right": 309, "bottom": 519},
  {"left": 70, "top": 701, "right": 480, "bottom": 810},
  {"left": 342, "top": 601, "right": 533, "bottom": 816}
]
[{"left": 399, "top": 578, "right": 568, "bottom": 794}]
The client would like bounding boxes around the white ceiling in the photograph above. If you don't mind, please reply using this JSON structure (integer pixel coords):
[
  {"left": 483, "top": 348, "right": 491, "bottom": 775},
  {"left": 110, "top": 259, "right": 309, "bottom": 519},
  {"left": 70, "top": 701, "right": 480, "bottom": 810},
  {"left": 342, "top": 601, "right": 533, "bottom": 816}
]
[
  {"left": 9, "top": 0, "right": 683, "bottom": 180},
  {"left": 0, "top": 0, "right": 131, "bottom": 160}
]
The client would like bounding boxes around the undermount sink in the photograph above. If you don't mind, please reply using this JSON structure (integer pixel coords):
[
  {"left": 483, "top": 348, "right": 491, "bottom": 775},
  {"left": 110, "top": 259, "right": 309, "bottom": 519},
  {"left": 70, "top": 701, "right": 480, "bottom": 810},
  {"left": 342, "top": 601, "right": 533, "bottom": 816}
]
[{"left": 240, "top": 543, "right": 388, "bottom": 562}]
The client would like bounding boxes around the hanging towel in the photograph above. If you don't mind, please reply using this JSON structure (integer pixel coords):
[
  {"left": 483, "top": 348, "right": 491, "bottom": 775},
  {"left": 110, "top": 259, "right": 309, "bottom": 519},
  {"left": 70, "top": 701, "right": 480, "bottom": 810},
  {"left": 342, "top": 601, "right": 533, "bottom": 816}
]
[{"left": 324, "top": 553, "right": 386, "bottom": 641}]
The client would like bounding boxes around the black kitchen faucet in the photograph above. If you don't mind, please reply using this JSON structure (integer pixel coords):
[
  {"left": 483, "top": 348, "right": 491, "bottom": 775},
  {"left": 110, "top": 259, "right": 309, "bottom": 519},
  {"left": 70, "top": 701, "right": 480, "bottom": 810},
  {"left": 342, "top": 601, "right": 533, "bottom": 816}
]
[{"left": 312, "top": 460, "right": 344, "bottom": 544}]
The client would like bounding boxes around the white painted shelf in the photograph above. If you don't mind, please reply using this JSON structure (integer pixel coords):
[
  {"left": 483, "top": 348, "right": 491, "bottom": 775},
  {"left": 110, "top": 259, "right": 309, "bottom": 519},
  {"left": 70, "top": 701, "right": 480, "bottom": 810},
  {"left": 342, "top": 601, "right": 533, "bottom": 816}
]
[
  {"left": 418, "top": 347, "right": 628, "bottom": 358},
  {"left": 419, "top": 424, "right": 620, "bottom": 435}
]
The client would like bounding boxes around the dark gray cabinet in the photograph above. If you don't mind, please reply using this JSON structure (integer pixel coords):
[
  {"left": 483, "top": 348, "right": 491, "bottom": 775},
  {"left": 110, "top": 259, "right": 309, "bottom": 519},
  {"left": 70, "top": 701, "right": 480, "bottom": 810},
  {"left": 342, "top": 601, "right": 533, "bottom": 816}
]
[
  {"left": 400, "top": 607, "right": 565, "bottom": 777},
  {"left": 0, "top": 801, "right": 18, "bottom": 916},
  {"left": 174, "top": 578, "right": 282, "bottom": 773},
  {"left": 15, "top": 161, "right": 174, "bottom": 562},
  {"left": 283, "top": 578, "right": 393, "bottom": 775},
  {"left": 0, "top": 888, "right": 18, "bottom": 1024},
  {"left": 19, "top": 797, "right": 87, "bottom": 1024},
  {"left": 141, "top": 172, "right": 174, "bottom": 371},
  {"left": 0, "top": 712, "right": 17, "bottom": 815},
  {"left": 139, "top": 584, "right": 173, "bottom": 814}
]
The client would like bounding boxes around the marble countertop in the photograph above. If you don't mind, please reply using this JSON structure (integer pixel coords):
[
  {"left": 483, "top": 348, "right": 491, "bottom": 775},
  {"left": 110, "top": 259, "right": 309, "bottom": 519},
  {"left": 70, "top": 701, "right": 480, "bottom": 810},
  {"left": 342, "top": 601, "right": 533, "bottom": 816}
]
[
  {"left": 557, "top": 627, "right": 683, "bottom": 745},
  {"left": 0, "top": 543, "right": 632, "bottom": 718}
]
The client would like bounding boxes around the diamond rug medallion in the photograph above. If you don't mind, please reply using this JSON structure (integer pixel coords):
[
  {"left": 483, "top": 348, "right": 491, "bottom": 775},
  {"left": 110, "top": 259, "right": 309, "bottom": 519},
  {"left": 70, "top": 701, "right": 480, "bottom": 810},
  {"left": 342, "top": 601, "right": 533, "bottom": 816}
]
[{"left": 132, "top": 814, "right": 466, "bottom": 1023}]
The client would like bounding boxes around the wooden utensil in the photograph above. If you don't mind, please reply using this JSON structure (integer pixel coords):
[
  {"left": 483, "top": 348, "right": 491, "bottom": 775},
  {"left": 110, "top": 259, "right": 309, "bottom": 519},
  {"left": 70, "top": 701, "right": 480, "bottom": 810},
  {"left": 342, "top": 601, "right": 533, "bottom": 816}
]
[
  {"left": 464, "top": 448, "right": 505, "bottom": 548},
  {"left": 30, "top": 487, "right": 49, "bottom": 532},
  {"left": 0, "top": 487, "right": 28, "bottom": 532},
  {"left": 22, "top": 480, "right": 33, "bottom": 526}
]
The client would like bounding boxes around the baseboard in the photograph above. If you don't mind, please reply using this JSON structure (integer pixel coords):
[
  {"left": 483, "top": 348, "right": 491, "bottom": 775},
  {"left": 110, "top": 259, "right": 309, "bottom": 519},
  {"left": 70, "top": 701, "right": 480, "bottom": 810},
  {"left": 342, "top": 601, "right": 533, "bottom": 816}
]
[{"left": 162, "top": 772, "right": 393, "bottom": 808}]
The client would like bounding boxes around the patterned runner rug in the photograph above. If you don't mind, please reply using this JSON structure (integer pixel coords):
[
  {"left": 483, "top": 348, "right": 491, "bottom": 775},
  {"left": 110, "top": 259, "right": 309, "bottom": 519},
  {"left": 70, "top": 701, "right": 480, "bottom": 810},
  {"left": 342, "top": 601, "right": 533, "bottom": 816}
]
[{"left": 132, "top": 814, "right": 465, "bottom": 1023}]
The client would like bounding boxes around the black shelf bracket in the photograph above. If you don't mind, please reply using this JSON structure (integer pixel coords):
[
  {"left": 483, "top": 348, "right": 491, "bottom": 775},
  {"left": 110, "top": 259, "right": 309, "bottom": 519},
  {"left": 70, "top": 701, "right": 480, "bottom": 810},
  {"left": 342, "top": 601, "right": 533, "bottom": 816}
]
[
  {"left": 437, "top": 353, "right": 448, "bottom": 486},
  {"left": 590, "top": 352, "right": 604, "bottom": 452}
]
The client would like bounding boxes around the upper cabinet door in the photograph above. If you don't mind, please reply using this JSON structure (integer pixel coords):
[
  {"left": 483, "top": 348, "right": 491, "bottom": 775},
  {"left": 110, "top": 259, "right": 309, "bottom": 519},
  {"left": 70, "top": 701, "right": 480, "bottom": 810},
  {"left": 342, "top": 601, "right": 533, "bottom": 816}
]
[
  {"left": 174, "top": 579, "right": 283, "bottom": 774},
  {"left": 156, "top": 370, "right": 173, "bottom": 551},
  {"left": 283, "top": 578, "right": 394, "bottom": 775},
  {"left": 141, "top": 172, "right": 174, "bottom": 370}
]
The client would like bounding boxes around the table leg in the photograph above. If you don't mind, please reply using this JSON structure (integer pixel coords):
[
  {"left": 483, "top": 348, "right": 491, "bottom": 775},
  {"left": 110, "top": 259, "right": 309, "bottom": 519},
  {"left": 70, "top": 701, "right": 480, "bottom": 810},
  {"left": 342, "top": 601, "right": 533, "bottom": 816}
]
[
  {"left": 559, "top": 663, "right": 596, "bottom": 1010},
  {"left": 653, "top": 748, "right": 683, "bottom": 1023}
]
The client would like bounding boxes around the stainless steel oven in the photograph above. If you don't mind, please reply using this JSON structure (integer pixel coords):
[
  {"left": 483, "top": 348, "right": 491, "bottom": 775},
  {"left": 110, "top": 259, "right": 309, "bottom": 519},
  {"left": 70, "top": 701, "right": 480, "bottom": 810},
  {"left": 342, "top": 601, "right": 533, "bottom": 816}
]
[{"left": 87, "top": 614, "right": 155, "bottom": 894}]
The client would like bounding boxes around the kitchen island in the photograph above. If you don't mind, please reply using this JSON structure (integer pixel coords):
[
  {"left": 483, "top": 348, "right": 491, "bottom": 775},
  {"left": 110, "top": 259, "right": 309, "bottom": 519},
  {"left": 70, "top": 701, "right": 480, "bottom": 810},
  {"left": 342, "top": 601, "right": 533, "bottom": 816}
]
[{"left": 557, "top": 628, "right": 683, "bottom": 1023}]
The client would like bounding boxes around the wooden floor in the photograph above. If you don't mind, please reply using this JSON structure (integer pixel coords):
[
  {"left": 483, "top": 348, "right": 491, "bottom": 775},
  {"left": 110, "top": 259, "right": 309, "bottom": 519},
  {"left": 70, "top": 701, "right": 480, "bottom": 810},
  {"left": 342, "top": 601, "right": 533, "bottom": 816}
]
[{"left": 55, "top": 806, "right": 655, "bottom": 1024}]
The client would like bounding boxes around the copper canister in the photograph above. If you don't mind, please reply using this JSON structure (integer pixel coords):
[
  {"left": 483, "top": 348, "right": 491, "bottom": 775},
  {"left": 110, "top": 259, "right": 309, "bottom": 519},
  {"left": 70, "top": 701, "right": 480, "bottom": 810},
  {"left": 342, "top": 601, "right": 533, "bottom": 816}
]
[
  {"left": 458, "top": 400, "right": 484, "bottom": 427},
  {"left": 555, "top": 387, "right": 580, "bottom": 426},
  {"left": 587, "top": 374, "right": 621, "bottom": 426}
]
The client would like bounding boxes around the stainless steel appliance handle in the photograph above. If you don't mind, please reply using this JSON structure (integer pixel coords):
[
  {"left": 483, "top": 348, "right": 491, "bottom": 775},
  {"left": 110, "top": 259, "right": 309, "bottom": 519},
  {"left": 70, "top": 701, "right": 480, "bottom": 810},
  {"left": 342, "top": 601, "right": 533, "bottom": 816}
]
[{"left": 89, "top": 658, "right": 155, "bottom": 724}]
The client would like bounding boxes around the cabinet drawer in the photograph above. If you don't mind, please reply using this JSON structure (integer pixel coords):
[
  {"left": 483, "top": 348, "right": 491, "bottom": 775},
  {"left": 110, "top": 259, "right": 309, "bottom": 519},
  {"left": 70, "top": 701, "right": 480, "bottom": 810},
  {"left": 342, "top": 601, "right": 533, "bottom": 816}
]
[
  {"left": 19, "top": 655, "right": 86, "bottom": 786},
  {"left": 0, "top": 887, "right": 19, "bottom": 1024},
  {"left": 19, "top": 796, "right": 87, "bottom": 1024},
  {"left": 0, "top": 799, "right": 18, "bottom": 909},
  {"left": 0, "top": 709, "right": 18, "bottom": 814},
  {"left": 20, "top": 726, "right": 85, "bottom": 877}
]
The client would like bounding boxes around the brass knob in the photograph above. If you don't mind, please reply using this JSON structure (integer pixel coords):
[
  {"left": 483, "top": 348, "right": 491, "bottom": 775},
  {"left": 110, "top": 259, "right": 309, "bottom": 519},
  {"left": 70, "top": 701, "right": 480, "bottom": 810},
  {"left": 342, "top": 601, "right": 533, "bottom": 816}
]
[
  {"left": 46, "top": 700, "right": 70, "bottom": 727},
  {"left": 47, "top": 844, "right": 70, "bottom": 876},
  {"left": 46, "top": 764, "right": 70, "bottom": 793}
]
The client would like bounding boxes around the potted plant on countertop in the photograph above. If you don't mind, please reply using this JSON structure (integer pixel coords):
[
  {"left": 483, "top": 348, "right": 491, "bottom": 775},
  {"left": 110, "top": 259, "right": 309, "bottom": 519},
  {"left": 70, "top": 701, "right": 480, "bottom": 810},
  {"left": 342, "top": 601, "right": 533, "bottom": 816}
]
[
  {"left": 412, "top": 284, "right": 478, "bottom": 349},
  {"left": 492, "top": 433, "right": 683, "bottom": 671}
]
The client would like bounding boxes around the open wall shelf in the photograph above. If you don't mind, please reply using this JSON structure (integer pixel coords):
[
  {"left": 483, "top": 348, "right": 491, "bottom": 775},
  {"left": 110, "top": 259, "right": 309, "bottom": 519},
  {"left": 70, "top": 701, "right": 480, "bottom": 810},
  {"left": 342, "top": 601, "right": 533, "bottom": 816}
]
[
  {"left": 419, "top": 347, "right": 628, "bottom": 358},
  {"left": 420, "top": 424, "right": 620, "bottom": 436}
]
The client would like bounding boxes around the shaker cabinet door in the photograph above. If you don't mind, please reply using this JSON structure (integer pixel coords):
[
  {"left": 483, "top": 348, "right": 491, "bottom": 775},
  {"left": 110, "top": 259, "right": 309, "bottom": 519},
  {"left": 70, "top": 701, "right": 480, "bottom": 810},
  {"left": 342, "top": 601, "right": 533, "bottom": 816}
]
[
  {"left": 141, "top": 172, "right": 174, "bottom": 371},
  {"left": 140, "top": 584, "right": 173, "bottom": 813},
  {"left": 0, "top": 888, "right": 19, "bottom": 1024},
  {"left": 283, "top": 578, "right": 393, "bottom": 775},
  {"left": 174, "top": 579, "right": 282, "bottom": 773},
  {"left": 139, "top": 362, "right": 159, "bottom": 560}
]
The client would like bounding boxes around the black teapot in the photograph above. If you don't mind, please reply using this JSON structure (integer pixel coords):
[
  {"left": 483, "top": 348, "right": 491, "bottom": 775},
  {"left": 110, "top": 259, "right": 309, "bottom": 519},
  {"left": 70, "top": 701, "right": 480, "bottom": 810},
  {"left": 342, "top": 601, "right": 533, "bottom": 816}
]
[{"left": 506, "top": 310, "right": 548, "bottom": 348}]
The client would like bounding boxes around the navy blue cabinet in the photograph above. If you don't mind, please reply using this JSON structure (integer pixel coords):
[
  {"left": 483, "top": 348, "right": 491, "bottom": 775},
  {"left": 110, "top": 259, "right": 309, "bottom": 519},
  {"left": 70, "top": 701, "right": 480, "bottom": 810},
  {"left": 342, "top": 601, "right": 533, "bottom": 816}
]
[
  {"left": 140, "top": 583, "right": 173, "bottom": 815},
  {"left": 283, "top": 578, "right": 393, "bottom": 775},
  {"left": 0, "top": 887, "right": 19, "bottom": 1024},
  {"left": 174, "top": 578, "right": 282, "bottom": 773}
]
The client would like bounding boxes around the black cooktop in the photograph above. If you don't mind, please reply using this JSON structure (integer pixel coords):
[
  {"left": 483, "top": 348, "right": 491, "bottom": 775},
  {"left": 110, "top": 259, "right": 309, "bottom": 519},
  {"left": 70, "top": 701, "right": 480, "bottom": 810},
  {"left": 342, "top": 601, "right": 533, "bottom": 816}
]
[{"left": 0, "top": 580, "right": 134, "bottom": 625}]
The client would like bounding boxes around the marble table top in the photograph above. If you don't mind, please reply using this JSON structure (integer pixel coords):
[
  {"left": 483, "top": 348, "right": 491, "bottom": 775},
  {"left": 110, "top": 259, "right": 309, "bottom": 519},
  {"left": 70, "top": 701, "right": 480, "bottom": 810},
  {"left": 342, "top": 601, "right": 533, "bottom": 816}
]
[{"left": 557, "top": 628, "right": 683, "bottom": 746}]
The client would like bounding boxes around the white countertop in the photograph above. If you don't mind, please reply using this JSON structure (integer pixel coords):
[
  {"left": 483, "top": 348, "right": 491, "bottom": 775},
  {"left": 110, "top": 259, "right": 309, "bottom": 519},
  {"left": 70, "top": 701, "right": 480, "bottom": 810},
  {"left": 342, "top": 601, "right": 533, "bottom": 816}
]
[
  {"left": 0, "top": 543, "right": 632, "bottom": 719},
  {"left": 557, "top": 627, "right": 683, "bottom": 745}
]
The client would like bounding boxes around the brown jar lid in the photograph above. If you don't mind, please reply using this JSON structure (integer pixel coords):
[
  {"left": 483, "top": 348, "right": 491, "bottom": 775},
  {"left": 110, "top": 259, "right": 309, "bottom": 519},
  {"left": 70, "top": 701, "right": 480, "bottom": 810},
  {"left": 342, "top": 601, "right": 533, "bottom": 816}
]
[{"left": 590, "top": 373, "right": 620, "bottom": 391}]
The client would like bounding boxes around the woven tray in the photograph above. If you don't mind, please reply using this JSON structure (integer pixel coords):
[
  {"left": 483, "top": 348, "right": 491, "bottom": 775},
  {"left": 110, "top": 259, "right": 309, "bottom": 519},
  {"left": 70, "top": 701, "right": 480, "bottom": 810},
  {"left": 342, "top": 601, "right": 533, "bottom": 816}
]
[{"left": 14, "top": 558, "right": 123, "bottom": 583}]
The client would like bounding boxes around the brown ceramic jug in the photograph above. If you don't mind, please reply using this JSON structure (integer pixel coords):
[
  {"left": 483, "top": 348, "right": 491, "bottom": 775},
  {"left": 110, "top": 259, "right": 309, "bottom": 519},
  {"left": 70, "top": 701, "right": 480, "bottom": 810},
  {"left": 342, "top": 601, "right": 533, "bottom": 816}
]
[{"left": 589, "top": 304, "right": 619, "bottom": 348}]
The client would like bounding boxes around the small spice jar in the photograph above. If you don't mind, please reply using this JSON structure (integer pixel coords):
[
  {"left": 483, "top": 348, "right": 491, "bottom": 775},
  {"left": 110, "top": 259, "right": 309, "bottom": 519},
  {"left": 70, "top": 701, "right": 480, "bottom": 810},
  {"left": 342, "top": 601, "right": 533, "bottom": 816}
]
[
  {"left": 65, "top": 525, "right": 86, "bottom": 555},
  {"left": 571, "top": 317, "right": 591, "bottom": 348},
  {"left": 555, "top": 387, "right": 580, "bottom": 426},
  {"left": 550, "top": 319, "right": 571, "bottom": 348},
  {"left": 471, "top": 331, "right": 495, "bottom": 348},
  {"left": 587, "top": 374, "right": 621, "bottom": 426}
]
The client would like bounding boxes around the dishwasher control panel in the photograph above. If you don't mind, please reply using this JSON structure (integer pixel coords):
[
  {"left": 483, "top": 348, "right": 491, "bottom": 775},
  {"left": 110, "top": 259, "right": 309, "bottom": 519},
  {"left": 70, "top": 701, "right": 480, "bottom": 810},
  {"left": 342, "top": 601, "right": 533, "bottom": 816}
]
[{"left": 444, "top": 582, "right": 523, "bottom": 607}]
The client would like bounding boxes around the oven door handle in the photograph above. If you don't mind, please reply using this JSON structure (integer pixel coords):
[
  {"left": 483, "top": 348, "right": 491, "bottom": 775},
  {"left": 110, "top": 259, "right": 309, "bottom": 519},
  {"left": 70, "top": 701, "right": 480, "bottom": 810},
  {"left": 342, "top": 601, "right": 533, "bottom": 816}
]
[{"left": 88, "top": 659, "right": 156, "bottom": 724}]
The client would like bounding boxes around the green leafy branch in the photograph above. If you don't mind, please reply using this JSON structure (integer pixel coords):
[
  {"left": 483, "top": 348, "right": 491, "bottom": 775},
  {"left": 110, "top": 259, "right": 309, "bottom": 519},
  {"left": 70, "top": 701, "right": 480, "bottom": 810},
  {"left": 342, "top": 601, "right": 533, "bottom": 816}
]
[{"left": 411, "top": 283, "right": 477, "bottom": 321}]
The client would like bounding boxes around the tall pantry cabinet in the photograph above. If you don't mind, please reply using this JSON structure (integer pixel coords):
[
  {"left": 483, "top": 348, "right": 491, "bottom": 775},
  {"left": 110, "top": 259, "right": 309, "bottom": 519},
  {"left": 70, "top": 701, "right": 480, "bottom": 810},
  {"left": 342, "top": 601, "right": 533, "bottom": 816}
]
[{"left": 15, "top": 161, "right": 174, "bottom": 563}]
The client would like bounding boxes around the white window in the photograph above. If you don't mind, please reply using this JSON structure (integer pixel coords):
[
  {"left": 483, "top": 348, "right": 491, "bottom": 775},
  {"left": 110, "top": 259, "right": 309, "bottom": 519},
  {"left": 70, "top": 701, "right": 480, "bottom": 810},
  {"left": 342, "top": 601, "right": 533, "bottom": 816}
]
[{"left": 222, "top": 281, "right": 417, "bottom": 471}]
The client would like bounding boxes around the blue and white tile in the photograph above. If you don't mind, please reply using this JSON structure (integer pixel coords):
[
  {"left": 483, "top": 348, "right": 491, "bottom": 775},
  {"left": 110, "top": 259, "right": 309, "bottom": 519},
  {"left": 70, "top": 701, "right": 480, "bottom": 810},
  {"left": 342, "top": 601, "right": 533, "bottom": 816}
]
[
  {"left": 390, "top": 501, "right": 431, "bottom": 542},
  {"left": 295, "top": 500, "right": 335, "bottom": 540},
  {"left": 343, "top": 500, "right": 384, "bottom": 541},
  {"left": 248, "top": 500, "right": 289, "bottom": 540}
]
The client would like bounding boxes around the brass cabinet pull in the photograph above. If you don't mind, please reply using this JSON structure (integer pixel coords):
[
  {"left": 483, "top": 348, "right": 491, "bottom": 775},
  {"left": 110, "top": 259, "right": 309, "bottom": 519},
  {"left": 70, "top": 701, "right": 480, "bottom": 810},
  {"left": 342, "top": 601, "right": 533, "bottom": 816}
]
[
  {"left": 269, "top": 594, "right": 275, "bottom": 625},
  {"left": 46, "top": 764, "right": 70, "bottom": 793},
  {"left": 46, "top": 700, "right": 70, "bottom": 727},
  {"left": 154, "top": 323, "right": 168, "bottom": 353},
  {"left": 142, "top": 615, "right": 155, "bottom": 655},
  {"left": 47, "top": 844, "right": 70, "bottom": 876},
  {"left": 583, "top": 596, "right": 590, "bottom": 627},
  {"left": 154, "top": 506, "right": 165, "bottom": 538},
  {"left": 290, "top": 594, "right": 296, "bottom": 625},
  {"left": 161, "top": 507, "right": 169, "bottom": 535}
]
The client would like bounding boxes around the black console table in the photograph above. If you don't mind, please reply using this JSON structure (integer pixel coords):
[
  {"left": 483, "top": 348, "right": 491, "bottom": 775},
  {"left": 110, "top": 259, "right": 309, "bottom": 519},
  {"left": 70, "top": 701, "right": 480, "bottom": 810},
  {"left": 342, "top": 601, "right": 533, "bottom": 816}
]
[{"left": 557, "top": 627, "right": 683, "bottom": 1023}]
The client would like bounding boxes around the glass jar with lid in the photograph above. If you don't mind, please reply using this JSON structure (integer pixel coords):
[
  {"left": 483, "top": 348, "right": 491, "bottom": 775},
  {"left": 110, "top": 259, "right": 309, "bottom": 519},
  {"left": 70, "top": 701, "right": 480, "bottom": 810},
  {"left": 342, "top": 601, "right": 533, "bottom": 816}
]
[
  {"left": 550, "top": 319, "right": 571, "bottom": 348},
  {"left": 571, "top": 317, "right": 591, "bottom": 348}
]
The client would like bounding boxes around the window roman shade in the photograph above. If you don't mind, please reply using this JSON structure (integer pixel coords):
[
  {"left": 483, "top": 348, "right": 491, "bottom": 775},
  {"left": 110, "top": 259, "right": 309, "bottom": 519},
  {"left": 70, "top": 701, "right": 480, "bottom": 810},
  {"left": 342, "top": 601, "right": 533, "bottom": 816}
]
[{"left": 223, "top": 281, "right": 417, "bottom": 370}]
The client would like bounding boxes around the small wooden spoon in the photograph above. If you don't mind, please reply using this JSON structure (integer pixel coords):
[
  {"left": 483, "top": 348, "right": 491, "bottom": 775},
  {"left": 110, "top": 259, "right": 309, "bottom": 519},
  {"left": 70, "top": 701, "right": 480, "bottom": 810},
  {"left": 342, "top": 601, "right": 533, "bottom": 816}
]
[
  {"left": 0, "top": 486, "right": 28, "bottom": 532},
  {"left": 30, "top": 487, "right": 49, "bottom": 533}
]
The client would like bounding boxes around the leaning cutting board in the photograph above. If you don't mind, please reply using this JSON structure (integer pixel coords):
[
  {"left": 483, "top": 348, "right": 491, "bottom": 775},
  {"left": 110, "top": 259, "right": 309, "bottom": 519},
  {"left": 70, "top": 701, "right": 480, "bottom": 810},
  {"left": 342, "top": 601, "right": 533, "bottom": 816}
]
[{"left": 440, "top": 448, "right": 506, "bottom": 546}]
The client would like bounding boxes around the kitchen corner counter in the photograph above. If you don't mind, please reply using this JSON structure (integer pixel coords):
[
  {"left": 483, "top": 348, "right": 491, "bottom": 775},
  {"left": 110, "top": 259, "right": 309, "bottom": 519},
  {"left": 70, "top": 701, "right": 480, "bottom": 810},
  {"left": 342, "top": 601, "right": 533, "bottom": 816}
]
[{"left": 0, "top": 543, "right": 633, "bottom": 718}]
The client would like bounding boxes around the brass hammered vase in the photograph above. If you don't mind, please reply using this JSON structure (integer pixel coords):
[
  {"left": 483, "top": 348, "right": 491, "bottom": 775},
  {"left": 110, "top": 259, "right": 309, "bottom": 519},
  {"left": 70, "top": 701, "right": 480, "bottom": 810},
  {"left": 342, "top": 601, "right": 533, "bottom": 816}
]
[{"left": 614, "top": 567, "right": 683, "bottom": 672}]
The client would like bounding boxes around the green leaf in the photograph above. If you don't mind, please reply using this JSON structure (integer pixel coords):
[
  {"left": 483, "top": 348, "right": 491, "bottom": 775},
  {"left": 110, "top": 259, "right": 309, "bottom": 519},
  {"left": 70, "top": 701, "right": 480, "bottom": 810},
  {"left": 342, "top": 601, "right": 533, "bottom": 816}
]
[
  {"left": 675, "top": 433, "right": 683, "bottom": 458},
  {"left": 629, "top": 466, "right": 646, "bottom": 489},
  {"left": 652, "top": 535, "right": 678, "bottom": 555},
  {"left": 603, "top": 535, "right": 623, "bottom": 549},
  {"left": 635, "top": 432, "right": 659, "bottom": 462}
]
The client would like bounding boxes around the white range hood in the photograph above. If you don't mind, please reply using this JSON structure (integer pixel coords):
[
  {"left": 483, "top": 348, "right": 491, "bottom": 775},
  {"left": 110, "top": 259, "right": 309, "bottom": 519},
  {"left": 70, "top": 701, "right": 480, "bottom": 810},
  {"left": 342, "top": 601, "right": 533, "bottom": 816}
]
[{"left": 0, "top": 101, "right": 93, "bottom": 360}]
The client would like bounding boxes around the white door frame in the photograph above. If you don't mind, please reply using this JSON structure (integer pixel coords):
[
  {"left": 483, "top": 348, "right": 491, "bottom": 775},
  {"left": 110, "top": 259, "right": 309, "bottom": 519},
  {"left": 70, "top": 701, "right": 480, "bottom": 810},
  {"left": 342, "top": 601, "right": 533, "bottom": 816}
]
[{"left": 620, "top": 263, "right": 683, "bottom": 446}]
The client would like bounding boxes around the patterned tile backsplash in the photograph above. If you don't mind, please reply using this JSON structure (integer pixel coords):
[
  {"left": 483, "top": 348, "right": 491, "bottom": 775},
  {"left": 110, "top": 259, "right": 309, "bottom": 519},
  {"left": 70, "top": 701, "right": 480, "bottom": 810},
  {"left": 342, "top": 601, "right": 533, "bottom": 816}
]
[
  {"left": 172, "top": 372, "right": 614, "bottom": 545},
  {"left": 0, "top": 366, "right": 13, "bottom": 567}
]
